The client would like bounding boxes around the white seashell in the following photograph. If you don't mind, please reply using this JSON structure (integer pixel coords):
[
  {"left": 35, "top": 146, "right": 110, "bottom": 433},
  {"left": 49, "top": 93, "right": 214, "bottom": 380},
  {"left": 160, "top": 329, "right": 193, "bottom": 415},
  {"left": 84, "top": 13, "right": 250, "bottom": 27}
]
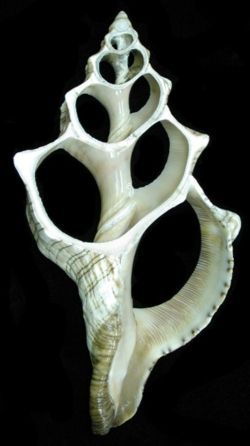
[{"left": 14, "top": 11, "right": 241, "bottom": 435}]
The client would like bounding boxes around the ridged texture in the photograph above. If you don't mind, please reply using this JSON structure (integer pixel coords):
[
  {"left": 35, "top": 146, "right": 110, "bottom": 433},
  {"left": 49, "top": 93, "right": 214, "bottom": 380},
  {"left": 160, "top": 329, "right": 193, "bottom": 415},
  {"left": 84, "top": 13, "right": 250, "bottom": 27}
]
[
  {"left": 90, "top": 312, "right": 121, "bottom": 434},
  {"left": 113, "top": 177, "right": 241, "bottom": 426},
  {"left": 27, "top": 197, "right": 123, "bottom": 434},
  {"left": 77, "top": 251, "right": 122, "bottom": 434}
]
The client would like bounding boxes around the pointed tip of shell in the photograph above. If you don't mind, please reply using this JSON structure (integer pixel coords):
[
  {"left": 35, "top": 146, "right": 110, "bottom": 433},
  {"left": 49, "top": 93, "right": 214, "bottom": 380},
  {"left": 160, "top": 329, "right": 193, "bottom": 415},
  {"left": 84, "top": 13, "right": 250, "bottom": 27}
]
[
  {"left": 224, "top": 211, "right": 241, "bottom": 241},
  {"left": 13, "top": 151, "right": 22, "bottom": 171},
  {"left": 191, "top": 130, "right": 210, "bottom": 150},
  {"left": 190, "top": 177, "right": 241, "bottom": 242},
  {"left": 109, "top": 11, "right": 132, "bottom": 32},
  {"left": 13, "top": 150, "right": 31, "bottom": 182},
  {"left": 199, "top": 133, "right": 210, "bottom": 147},
  {"left": 116, "top": 11, "right": 129, "bottom": 20}
]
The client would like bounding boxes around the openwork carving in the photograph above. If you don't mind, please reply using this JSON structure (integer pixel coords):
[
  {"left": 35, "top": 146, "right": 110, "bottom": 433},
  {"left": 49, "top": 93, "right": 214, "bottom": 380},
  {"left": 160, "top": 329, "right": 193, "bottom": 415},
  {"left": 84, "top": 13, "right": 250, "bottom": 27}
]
[{"left": 14, "top": 12, "right": 241, "bottom": 435}]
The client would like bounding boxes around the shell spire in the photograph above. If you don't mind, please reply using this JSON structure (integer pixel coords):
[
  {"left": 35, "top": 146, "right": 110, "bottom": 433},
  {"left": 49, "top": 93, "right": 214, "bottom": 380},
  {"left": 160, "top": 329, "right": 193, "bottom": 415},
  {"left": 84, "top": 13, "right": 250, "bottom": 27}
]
[
  {"left": 109, "top": 11, "right": 132, "bottom": 32},
  {"left": 14, "top": 11, "right": 240, "bottom": 435}
]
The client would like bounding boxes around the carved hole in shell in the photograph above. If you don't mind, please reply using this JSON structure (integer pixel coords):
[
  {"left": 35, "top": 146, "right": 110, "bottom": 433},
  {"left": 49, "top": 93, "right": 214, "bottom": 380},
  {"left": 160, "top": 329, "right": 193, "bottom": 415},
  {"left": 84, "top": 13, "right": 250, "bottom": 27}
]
[
  {"left": 129, "top": 76, "right": 150, "bottom": 113},
  {"left": 149, "top": 120, "right": 189, "bottom": 199},
  {"left": 76, "top": 94, "right": 110, "bottom": 142},
  {"left": 131, "top": 122, "right": 169, "bottom": 188},
  {"left": 129, "top": 74, "right": 161, "bottom": 131},
  {"left": 110, "top": 33, "right": 133, "bottom": 50},
  {"left": 99, "top": 59, "right": 116, "bottom": 84},
  {"left": 127, "top": 49, "right": 144, "bottom": 78},
  {"left": 99, "top": 50, "right": 144, "bottom": 84},
  {"left": 132, "top": 202, "right": 201, "bottom": 308},
  {"left": 36, "top": 150, "right": 101, "bottom": 241}
]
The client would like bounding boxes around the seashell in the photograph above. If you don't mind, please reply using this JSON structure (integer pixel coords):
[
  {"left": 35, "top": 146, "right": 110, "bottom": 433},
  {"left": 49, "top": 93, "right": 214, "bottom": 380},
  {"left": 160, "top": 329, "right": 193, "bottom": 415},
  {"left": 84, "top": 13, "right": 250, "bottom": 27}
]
[{"left": 14, "top": 11, "right": 241, "bottom": 435}]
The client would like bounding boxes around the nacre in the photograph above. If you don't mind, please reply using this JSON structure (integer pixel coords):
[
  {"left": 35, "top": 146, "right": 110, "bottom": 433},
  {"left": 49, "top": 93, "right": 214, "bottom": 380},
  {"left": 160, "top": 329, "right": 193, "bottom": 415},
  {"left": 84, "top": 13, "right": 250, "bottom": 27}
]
[{"left": 14, "top": 11, "right": 241, "bottom": 435}]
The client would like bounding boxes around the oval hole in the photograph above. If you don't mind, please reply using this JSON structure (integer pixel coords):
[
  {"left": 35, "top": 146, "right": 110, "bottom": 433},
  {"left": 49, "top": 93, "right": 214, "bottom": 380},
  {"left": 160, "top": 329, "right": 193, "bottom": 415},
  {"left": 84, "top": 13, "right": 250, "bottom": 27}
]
[
  {"left": 99, "top": 59, "right": 116, "bottom": 84},
  {"left": 132, "top": 202, "right": 201, "bottom": 308},
  {"left": 76, "top": 94, "right": 110, "bottom": 142},
  {"left": 36, "top": 150, "right": 101, "bottom": 242},
  {"left": 111, "top": 39, "right": 118, "bottom": 50},
  {"left": 111, "top": 33, "right": 133, "bottom": 50},
  {"left": 129, "top": 76, "right": 150, "bottom": 113},
  {"left": 127, "top": 50, "right": 144, "bottom": 77},
  {"left": 131, "top": 122, "right": 169, "bottom": 188}
]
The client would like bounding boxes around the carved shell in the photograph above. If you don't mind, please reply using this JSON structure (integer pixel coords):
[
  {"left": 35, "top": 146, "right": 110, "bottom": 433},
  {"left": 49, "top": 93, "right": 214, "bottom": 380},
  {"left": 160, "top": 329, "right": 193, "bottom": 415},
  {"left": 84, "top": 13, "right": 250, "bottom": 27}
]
[{"left": 14, "top": 11, "right": 241, "bottom": 435}]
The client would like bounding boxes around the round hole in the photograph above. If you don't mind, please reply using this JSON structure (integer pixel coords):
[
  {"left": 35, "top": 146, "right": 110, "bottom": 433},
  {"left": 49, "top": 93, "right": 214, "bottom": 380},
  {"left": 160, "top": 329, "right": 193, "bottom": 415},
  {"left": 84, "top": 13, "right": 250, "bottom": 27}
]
[
  {"left": 76, "top": 94, "right": 110, "bottom": 141},
  {"left": 132, "top": 202, "right": 201, "bottom": 308},
  {"left": 129, "top": 76, "right": 150, "bottom": 113},
  {"left": 36, "top": 150, "right": 101, "bottom": 242},
  {"left": 99, "top": 59, "right": 116, "bottom": 84},
  {"left": 127, "top": 50, "right": 144, "bottom": 81},
  {"left": 99, "top": 50, "right": 144, "bottom": 85},
  {"left": 131, "top": 122, "right": 169, "bottom": 188},
  {"left": 110, "top": 33, "right": 133, "bottom": 51}
]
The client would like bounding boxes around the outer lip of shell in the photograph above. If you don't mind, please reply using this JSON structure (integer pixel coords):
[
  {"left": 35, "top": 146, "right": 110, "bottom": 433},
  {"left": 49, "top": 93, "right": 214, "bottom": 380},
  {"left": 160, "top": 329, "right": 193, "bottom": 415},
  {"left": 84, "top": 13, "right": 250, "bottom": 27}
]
[{"left": 110, "top": 176, "right": 241, "bottom": 429}]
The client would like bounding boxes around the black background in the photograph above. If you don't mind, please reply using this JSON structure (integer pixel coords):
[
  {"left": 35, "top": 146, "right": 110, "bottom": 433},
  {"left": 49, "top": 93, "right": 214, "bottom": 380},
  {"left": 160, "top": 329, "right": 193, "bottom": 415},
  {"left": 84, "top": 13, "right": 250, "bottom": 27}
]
[{"left": 1, "top": 0, "right": 249, "bottom": 445}]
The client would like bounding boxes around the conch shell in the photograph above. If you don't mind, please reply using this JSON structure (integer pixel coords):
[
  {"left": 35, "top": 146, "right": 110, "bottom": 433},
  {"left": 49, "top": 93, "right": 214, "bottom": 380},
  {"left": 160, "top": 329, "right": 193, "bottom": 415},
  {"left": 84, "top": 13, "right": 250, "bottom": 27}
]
[{"left": 14, "top": 11, "right": 241, "bottom": 435}]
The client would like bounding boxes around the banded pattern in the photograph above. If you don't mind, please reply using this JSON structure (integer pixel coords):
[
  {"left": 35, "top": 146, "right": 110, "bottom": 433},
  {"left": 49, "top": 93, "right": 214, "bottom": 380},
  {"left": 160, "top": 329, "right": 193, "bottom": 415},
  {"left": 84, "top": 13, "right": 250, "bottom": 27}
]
[
  {"left": 90, "top": 312, "right": 122, "bottom": 434},
  {"left": 26, "top": 196, "right": 123, "bottom": 434},
  {"left": 76, "top": 250, "right": 121, "bottom": 350},
  {"left": 26, "top": 198, "right": 76, "bottom": 279},
  {"left": 76, "top": 251, "right": 122, "bottom": 434}
]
